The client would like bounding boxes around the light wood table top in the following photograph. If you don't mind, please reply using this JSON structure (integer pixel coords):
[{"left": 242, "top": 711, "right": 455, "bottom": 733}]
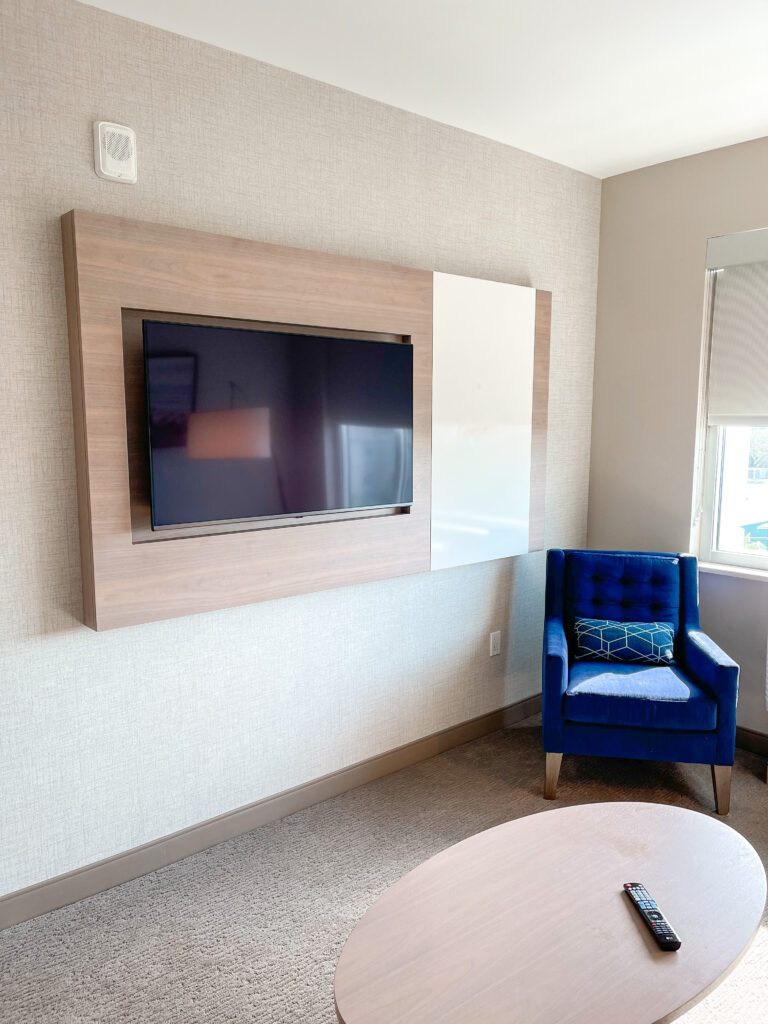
[{"left": 334, "top": 802, "right": 766, "bottom": 1024}]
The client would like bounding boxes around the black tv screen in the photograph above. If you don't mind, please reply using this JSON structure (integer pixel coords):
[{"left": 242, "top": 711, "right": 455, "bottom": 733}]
[{"left": 143, "top": 320, "right": 413, "bottom": 529}]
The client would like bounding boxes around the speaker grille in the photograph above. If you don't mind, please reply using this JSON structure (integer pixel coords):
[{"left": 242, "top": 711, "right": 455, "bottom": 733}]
[
  {"left": 93, "top": 120, "right": 137, "bottom": 183},
  {"left": 105, "top": 128, "right": 132, "bottom": 162}
]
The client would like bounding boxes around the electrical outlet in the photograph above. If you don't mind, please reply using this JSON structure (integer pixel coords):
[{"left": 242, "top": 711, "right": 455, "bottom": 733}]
[{"left": 490, "top": 630, "right": 501, "bottom": 657}]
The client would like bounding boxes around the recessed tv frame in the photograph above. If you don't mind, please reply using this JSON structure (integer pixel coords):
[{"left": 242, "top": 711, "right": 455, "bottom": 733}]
[
  {"left": 62, "top": 211, "right": 433, "bottom": 629},
  {"left": 62, "top": 211, "right": 550, "bottom": 630},
  {"left": 141, "top": 316, "right": 414, "bottom": 531},
  {"left": 122, "top": 309, "right": 413, "bottom": 543}
]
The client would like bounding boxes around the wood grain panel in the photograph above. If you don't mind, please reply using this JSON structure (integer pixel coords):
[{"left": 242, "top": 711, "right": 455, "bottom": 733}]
[
  {"left": 529, "top": 289, "right": 551, "bottom": 551},
  {"left": 61, "top": 211, "right": 432, "bottom": 629},
  {"left": 61, "top": 214, "right": 97, "bottom": 628}
]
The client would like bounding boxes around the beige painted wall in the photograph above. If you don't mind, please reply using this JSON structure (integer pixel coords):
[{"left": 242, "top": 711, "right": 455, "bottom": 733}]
[
  {"left": 0, "top": 0, "right": 600, "bottom": 896},
  {"left": 590, "top": 137, "right": 768, "bottom": 733}
]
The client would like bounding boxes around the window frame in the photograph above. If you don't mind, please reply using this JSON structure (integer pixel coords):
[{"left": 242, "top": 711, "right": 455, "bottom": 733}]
[
  {"left": 699, "top": 422, "right": 768, "bottom": 571},
  {"left": 695, "top": 233, "right": 768, "bottom": 574}
]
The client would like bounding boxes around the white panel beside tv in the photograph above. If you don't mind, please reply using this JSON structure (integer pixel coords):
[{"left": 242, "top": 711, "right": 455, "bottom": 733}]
[{"left": 431, "top": 272, "right": 536, "bottom": 571}]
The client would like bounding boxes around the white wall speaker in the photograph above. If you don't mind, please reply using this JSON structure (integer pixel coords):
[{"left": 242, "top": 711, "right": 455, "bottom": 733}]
[{"left": 93, "top": 121, "right": 137, "bottom": 183}]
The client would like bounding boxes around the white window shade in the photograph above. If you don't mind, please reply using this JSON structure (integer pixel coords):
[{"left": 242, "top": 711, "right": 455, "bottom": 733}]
[{"left": 708, "top": 260, "right": 768, "bottom": 426}]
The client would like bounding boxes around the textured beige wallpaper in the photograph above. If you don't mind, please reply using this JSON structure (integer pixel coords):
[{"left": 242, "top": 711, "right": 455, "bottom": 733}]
[{"left": 0, "top": 0, "right": 600, "bottom": 895}]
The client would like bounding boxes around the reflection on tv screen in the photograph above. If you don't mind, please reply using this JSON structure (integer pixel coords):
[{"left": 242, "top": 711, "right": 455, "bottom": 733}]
[{"left": 143, "top": 320, "right": 413, "bottom": 528}]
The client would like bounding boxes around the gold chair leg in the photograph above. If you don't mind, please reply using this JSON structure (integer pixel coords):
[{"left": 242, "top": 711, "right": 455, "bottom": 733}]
[
  {"left": 544, "top": 753, "right": 563, "bottom": 800},
  {"left": 711, "top": 765, "right": 732, "bottom": 816}
]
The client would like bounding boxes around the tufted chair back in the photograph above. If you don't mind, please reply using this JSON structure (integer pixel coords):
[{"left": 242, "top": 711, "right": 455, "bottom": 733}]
[{"left": 550, "top": 550, "right": 700, "bottom": 658}]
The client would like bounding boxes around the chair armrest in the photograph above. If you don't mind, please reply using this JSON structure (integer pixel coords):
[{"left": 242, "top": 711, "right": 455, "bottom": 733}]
[
  {"left": 545, "top": 617, "right": 568, "bottom": 667},
  {"left": 682, "top": 630, "right": 739, "bottom": 764},
  {"left": 682, "top": 630, "right": 739, "bottom": 702},
  {"left": 542, "top": 617, "right": 569, "bottom": 750}
]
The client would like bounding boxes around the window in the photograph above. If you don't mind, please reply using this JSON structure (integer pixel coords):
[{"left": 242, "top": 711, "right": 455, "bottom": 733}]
[
  {"left": 702, "top": 424, "right": 768, "bottom": 569},
  {"left": 698, "top": 230, "right": 768, "bottom": 571}
]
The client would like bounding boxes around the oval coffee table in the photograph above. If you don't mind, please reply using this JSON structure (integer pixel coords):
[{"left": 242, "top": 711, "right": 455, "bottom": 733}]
[{"left": 335, "top": 802, "right": 766, "bottom": 1024}]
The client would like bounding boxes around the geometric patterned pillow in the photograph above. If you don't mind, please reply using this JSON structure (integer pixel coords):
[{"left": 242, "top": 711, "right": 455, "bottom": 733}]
[{"left": 573, "top": 617, "right": 675, "bottom": 664}]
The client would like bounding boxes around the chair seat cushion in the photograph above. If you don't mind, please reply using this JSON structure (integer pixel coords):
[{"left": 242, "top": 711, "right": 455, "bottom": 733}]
[{"left": 563, "top": 662, "right": 717, "bottom": 731}]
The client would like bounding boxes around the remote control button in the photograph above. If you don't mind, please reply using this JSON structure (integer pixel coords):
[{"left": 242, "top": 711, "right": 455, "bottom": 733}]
[{"left": 624, "top": 883, "right": 681, "bottom": 951}]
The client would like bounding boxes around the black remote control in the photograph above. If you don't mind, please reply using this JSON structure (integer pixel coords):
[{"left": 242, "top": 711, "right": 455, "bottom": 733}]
[{"left": 624, "top": 883, "right": 681, "bottom": 950}]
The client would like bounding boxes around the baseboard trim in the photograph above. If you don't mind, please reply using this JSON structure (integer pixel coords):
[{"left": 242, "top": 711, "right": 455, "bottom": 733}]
[
  {"left": 736, "top": 725, "right": 768, "bottom": 758},
  {"left": 0, "top": 694, "right": 541, "bottom": 930}
]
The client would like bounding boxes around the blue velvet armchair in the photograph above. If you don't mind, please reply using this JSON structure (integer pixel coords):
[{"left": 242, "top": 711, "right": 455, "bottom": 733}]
[{"left": 542, "top": 550, "right": 739, "bottom": 814}]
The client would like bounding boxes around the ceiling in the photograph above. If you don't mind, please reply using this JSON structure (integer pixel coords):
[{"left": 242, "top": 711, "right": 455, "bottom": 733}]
[{"left": 80, "top": 0, "right": 768, "bottom": 178}]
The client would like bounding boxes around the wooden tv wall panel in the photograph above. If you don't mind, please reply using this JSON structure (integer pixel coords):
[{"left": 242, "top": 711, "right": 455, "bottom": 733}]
[{"left": 62, "top": 211, "right": 549, "bottom": 630}]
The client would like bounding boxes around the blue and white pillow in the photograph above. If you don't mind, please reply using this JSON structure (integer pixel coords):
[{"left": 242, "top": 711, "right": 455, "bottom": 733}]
[{"left": 573, "top": 618, "right": 675, "bottom": 664}]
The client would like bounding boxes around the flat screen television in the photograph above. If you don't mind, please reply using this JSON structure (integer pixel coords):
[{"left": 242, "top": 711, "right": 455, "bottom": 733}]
[{"left": 143, "top": 320, "right": 413, "bottom": 529}]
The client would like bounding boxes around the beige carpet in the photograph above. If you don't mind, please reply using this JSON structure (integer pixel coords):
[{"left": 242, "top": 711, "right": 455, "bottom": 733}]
[{"left": 3, "top": 721, "right": 767, "bottom": 1023}]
